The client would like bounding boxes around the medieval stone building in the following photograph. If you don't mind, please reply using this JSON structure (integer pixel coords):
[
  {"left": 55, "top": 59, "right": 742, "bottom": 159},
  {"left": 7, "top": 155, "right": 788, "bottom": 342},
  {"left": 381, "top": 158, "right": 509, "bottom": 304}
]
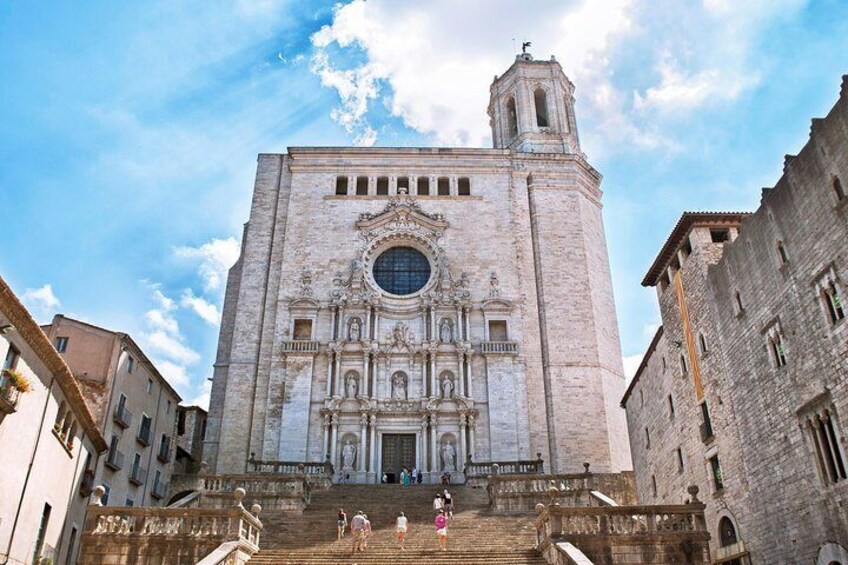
[
  {"left": 204, "top": 53, "right": 632, "bottom": 482},
  {"left": 623, "top": 76, "right": 848, "bottom": 564}
]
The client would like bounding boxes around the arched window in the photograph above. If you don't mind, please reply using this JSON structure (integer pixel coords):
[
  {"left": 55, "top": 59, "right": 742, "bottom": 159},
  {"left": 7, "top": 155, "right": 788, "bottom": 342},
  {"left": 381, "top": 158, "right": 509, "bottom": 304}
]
[
  {"left": 562, "top": 97, "right": 571, "bottom": 132},
  {"left": 437, "top": 177, "right": 450, "bottom": 196},
  {"left": 335, "top": 176, "right": 348, "bottom": 195},
  {"left": 506, "top": 97, "right": 518, "bottom": 139},
  {"left": 534, "top": 88, "right": 549, "bottom": 128},
  {"left": 718, "top": 516, "right": 738, "bottom": 546}
]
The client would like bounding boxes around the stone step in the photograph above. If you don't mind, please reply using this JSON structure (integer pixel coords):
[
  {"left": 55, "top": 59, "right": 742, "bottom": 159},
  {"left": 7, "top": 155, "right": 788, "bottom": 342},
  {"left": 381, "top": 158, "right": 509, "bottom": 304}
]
[{"left": 252, "top": 485, "right": 544, "bottom": 564}]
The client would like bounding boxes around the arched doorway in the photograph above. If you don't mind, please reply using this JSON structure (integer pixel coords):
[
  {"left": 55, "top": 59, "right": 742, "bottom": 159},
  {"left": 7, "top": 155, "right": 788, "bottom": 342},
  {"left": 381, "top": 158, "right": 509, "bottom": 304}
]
[{"left": 718, "top": 517, "right": 741, "bottom": 565}]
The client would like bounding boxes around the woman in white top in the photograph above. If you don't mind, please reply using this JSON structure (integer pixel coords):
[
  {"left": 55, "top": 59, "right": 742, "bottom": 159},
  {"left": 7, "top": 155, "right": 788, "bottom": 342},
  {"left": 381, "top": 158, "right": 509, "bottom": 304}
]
[
  {"left": 433, "top": 492, "right": 444, "bottom": 514},
  {"left": 395, "top": 511, "right": 409, "bottom": 550}
]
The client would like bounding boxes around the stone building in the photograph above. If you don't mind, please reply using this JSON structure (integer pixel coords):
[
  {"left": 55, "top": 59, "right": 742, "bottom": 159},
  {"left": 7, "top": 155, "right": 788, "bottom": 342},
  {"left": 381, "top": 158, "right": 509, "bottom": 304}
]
[
  {"left": 0, "top": 276, "right": 108, "bottom": 565},
  {"left": 623, "top": 75, "right": 848, "bottom": 564},
  {"left": 205, "top": 53, "right": 632, "bottom": 481},
  {"left": 42, "top": 315, "right": 182, "bottom": 508},
  {"left": 175, "top": 404, "right": 207, "bottom": 475}
]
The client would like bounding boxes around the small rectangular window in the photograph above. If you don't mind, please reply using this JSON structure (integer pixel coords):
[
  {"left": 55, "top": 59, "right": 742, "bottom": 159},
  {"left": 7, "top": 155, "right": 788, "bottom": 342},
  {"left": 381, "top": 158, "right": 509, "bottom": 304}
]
[
  {"left": 777, "top": 241, "right": 789, "bottom": 265},
  {"left": 293, "top": 319, "right": 313, "bottom": 341},
  {"left": 177, "top": 410, "right": 186, "bottom": 435},
  {"left": 668, "top": 395, "right": 675, "bottom": 419},
  {"left": 710, "top": 229, "right": 730, "bottom": 243},
  {"left": 644, "top": 427, "right": 651, "bottom": 449},
  {"left": 457, "top": 177, "right": 471, "bottom": 196},
  {"left": 734, "top": 291, "right": 744, "bottom": 315},
  {"left": 335, "top": 176, "right": 349, "bottom": 195},
  {"left": 770, "top": 334, "right": 787, "bottom": 367},
  {"left": 417, "top": 177, "right": 430, "bottom": 195},
  {"left": 709, "top": 455, "right": 724, "bottom": 491},
  {"left": 700, "top": 402, "right": 714, "bottom": 442},
  {"left": 676, "top": 447, "right": 684, "bottom": 473},
  {"left": 3, "top": 344, "right": 20, "bottom": 370},
  {"left": 437, "top": 177, "right": 450, "bottom": 195},
  {"left": 699, "top": 333, "right": 708, "bottom": 354},
  {"left": 55, "top": 337, "right": 69, "bottom": 353},
  {"left": 125, "top": 498, "right": 134, "bottom": 507},
  {"left": 823, "top": 282, "right": 846, "bottom": 324},
  {"left": 200, "top": 418, "right": 207, "bottom": 441},
  {"left": 397, "top": 177, "right": 409, "bottom": 193},
  {"left": 680, "top": 238, "right": 692, "bottom": 257},
  {"left": 680, "top": 354, "right": 688, "bottom": 374},
  {"left": 376, "top": 176, "right": 389, "bottom": 195},
  {"left": 651, "top": 475, "right": 657, "bottom": 497},
  {"left": 833, "top": 176, "right": 845, "bottom": 202},
  {"left": 146, "top": 378, "right": 153, "bottom": 394},
  {"left": 488, "top": 320, "right": 508, "bottom": 341},
  {"left": 356, "top": 176, "right": 368, "bottom": 195},
  {"left": 126, "top": 356, "right": 134, "bottom": 373}
]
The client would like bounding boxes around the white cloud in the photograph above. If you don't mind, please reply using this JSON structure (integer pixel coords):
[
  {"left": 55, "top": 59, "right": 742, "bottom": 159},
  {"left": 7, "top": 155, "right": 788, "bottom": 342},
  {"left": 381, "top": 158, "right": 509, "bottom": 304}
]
[
  {"left": 181, "top": 290, "right": 221, "bottom": 325},
  {"left": 155, "top": 360, "right": 191, "bottom": 390},
  {"left": 187, "top": 379, "right": 212, "bottom": 411},
  {"left": 139, "top": 285, "right": 201, "bottom": 381},
  {"left": 310, "top": 0, "right": 805, "bottom": 153},
  {"left": 21, "top": 284, "right": 61, "bottom": 320},
  {"left": 144, "top": 330, "right": 201, "bottom": 366},
  {"left": 622, "top": 353, "right": 644, "bottom": 383},
  {"left": 174, "top": 237, "right": 240, "bottom": 293}
]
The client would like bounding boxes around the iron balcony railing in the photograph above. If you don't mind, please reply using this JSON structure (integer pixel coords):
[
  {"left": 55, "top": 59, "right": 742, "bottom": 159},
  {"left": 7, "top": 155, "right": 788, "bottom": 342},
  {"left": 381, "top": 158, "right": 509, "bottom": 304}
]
[
  {"left": 113, "top": 404, "right": 133, "bottom": 429},
  {"left": 152, "top": 477, "right": 168, "bottom": 499},
  {"left": 129, "top": 465, "right": 147, "bottom": 486},
  {"left": 137, "top": 422, "right": 152, "bottom": 446},
  {"left": 105, "top": 447, "right": 125, "bottom": 471},
  {"left": 158, "top": 436, "right": 171, "bottom": 463}
]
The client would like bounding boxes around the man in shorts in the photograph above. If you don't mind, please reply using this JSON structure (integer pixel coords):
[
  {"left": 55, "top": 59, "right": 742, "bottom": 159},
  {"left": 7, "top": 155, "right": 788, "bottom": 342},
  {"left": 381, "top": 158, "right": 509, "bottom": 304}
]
[{"left": 350, "top": 511, "right": 367, "bottom": 555}]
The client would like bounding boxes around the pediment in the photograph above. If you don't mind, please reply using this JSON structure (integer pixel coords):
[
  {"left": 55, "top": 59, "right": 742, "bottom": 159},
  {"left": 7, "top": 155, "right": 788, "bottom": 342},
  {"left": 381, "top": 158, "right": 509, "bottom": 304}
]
[
  {"left": 481, "top": 298, "right": 514, "bottom": 312},
  {"left": 356, "top": 195, "right": 448, "bottom": 234}
]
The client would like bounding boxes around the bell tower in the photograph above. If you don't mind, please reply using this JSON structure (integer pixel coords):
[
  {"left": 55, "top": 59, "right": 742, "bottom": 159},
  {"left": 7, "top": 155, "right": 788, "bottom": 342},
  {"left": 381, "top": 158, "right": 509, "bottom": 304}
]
[{"left": 488, "top": 52, "right": 581, "bottom": 154}]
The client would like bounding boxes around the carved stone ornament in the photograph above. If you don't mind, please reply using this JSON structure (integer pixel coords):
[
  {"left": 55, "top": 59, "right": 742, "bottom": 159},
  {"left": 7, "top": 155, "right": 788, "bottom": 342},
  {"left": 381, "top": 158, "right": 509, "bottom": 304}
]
[
  {"left": 299, "top": 269, "right": 313, "bottom": 298},
  {"left": 382, "top": 399, "right": 418, "bottom": 413},
  {"left": 489, "top": 271, "right": 501, "bottom": 299},
  {"left": 390, "top": 322, "right": 415, "bottom": 349}
]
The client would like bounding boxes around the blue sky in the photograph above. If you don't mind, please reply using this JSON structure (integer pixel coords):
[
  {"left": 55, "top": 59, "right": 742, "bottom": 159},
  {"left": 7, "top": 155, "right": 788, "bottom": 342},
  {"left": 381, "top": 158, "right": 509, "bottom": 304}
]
[{"left": 2, "top": 0, "right": 846, "bottom": 406}]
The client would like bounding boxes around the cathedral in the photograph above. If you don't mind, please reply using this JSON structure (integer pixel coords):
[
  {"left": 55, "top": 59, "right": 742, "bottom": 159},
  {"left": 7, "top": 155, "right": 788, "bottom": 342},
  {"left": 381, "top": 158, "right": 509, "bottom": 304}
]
[{"left": 204, "top": 53, "right": 632, "bottom": 483}]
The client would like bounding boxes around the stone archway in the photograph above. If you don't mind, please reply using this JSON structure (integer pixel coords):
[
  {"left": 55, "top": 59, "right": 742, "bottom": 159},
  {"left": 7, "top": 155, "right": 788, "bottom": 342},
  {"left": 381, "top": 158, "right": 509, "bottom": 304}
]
[{"left": 817, "top": 543, "right": 848, "bottom": 565}]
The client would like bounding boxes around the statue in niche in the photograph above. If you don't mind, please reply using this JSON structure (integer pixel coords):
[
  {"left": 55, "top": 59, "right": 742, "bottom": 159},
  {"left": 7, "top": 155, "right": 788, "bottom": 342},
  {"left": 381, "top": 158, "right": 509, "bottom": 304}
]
[
  {"left": 342, "top": 440, "right": 357, "bottom": 470},
  {"left": 441, "top": 440, "right": 457, "bottom": 472},
  {"left": 439, "top": 318, "right": 453, "bottom": 342},
  {"left": 345, "top": 374, "right": 359, "bottom": 398},
  {"left": 441, "top": 376, "right": 454, "bottom": 399},
  {"left": 489, "top": 271, "right": 501, "bottom": 299},
  {"left": 349, "top": 318, "right": 361, "bottom": 341},
  {"left": 391, "top": 373, "right": 407, "bottom": 400}
]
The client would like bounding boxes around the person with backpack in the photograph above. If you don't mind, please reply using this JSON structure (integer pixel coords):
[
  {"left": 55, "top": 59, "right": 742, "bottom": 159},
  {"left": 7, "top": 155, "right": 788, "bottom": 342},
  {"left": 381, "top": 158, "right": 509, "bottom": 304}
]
[{"left": 434, "top": 509, "right": 448, "bottom": 550}]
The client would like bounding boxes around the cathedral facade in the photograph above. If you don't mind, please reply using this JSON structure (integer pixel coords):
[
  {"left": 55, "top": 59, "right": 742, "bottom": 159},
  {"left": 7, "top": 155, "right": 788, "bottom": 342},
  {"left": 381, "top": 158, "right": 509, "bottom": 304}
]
[{"left": 204, "top": 54, "right": 632, "bottom": 482}]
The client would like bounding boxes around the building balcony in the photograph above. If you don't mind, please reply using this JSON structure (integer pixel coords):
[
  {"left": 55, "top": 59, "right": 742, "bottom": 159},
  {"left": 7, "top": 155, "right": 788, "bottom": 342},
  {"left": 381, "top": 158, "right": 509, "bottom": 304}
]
[
  {"left": 481, "top": 341, "right": 518, "bottom": 355},
  {"left": 157, "top": 437, "right": 171, "bottom": 463},
  {"left": 105, "top": 448, "right": 125, "bottom": 471},
  {"left": 715, "top": 540, "right": 749, "bottom": 564},
  {"left": 151, "top": 478, "right": 168, "bottom": 500},
  {"left": 113, "top": 404, "right": 132, "bottom": 429},
  {"left": 129, "top": 465, "right": 147, "bottom": 486},
  {"left": 281, "top": 340, "right": 320, "bottom": 354},
  {"left": 137, "top": 425, "right": 152, "bottom": 447}
]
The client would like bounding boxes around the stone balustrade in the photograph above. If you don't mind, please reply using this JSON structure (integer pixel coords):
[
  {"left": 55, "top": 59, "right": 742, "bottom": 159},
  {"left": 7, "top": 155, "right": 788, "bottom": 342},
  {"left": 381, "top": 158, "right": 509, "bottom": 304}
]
[
  {"left": 280, "top": 340, "right": 320, "bottom": 354},
  {"left": 487, "top": 467, "right": 637, "bottom": 512},
  {"left": 464, "top": 455, "right": 544, "bottom": 487},
  {"left": 534, "top": 486, "right": 711, "bottom": 565},
  {"left": 79, "top": 488, "right": 262, "bottom": 565},
  {"left": 199, "top": 474, "right": 313, "bottom": 512},
  {"left": 247, "top": 455, "right": 334, "bottom": 490},
  {"left": 480, "top": 340, "right": 519, "bottom": 354}
]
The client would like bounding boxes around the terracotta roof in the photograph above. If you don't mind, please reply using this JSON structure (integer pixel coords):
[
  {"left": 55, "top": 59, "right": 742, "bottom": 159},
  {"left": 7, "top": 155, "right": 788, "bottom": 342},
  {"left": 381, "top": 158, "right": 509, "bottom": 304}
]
[
  {"left": 641, "top": 212, "right": 750, "bottom": 287},
  {"left": 620, "top": 326, "right": 664, "bottom": 408},
  {"left": 0, "top": 277, "right": 108, "bottom": 452}
]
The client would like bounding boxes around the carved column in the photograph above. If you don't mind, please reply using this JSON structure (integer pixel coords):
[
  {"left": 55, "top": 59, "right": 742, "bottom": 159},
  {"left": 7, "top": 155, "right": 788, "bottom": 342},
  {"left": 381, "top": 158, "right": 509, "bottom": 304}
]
[
  {"left": 369, "top": 414, "right": 377, "bottom": 476},
  {"left": 459, "top": 416, "right": 467, "bottom": 471},
  {"left": 429, "top": 350, "right": 437, "bottom": 399},
  {"left": 420, "top": 415, "right": 429, "bottom": 474},
  {"left": 364, "top": 306, "right": 372, "bottom": 341},
  {"left": 468, "top": 415, "right": 476, "bottom": 461},
  {"left": 454, "top": 305, "right": 462, "bottom": 343},
  {"left": 330, "top": 414, "right": 339, "bottom": 471},
  {"left": 322, "top": 414, "right": 331, "bottom": 459},
  {"left": 457, "top": 353, "right": 466, "bottom": 398},
  {"left": 430, "top": 308, "right": 436, "bottom": 342},
  {"left": 374, "top": 310, "right": 380, "bottom": 341},
  {"left": 466, "top": 353, "right": 474, "bottom": 400},
  {"left": 330, "top": 307, "right": 337, "bottom": 340},
  {"left": 334, "top": 350, "right": 343, "bottom": 396},
  {"left": 359, "top": 413, "right": 368, "bottom": 473},
  {"left": 430, "top": 414, "right": 439, "bottom": 473},
  {"left": 325, "top": 351, "right": 334, "bottom": 397}
]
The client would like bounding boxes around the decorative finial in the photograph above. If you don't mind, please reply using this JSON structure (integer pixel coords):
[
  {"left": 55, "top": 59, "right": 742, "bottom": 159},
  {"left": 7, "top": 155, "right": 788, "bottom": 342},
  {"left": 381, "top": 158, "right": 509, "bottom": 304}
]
[{"left": 522, "top": 41, "right": 532, "bottom": 54}]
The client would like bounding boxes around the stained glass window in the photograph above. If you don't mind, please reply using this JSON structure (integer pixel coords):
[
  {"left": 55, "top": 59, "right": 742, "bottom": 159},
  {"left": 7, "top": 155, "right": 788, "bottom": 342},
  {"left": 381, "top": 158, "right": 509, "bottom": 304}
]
[{"left": 373, "top": 247, "right": 431, "bottom": 295}]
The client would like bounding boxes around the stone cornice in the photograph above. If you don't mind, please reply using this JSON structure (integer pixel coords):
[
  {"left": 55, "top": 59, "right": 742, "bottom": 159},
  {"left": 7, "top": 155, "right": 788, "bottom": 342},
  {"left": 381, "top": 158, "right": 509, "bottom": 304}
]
[{"left": 0, "top": 278, "right": 108, "bottom": 452}]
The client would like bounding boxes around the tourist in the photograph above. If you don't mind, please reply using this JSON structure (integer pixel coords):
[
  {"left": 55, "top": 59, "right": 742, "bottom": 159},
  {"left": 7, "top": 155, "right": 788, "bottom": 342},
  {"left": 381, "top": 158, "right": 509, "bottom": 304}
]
[
  {"left": 400, "top": 468, "right": 408, "bottom": 485},
  {"left": 337, "top": 508, "right": 347, "bottom": 540},
  {"left": 433, "top": 491, "right": 444, "bottom": 514},
  {"left": 362, "top": 514, "right": 372, "bottom": 550},
  {"left": 395, "top": 511, "right": 409, "bottom": 551},
  {"left": 350, "top": 511, "right": 366, "bottom": 555},
  {"left": 411, "top": 467, "right": 418, "bottom": 484},
  {"left": 417, "top": 469, "right": 423, "bottom": 484},
  {"left": 443, "top": 489, "right": 453, "bottom": 518},
  {"left": 434, "top": 509, "right": 448, "bottom": 550},
  {"left": 381, "top": 472, "right": 388, "bottom": 484},
  {"left": 441, "top": 472, "right": 451, "bottom": 485}
]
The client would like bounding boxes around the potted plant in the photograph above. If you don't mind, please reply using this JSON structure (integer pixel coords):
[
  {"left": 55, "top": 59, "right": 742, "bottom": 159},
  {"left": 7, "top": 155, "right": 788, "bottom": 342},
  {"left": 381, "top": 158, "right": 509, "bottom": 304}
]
[{"left": 2, "top": 368, "right": 31, "bottom": 393}]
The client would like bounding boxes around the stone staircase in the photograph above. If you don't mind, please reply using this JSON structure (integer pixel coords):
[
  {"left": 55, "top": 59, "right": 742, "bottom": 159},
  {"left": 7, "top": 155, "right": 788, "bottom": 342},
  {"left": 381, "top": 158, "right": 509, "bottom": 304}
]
[{"left": 250, "top": 484, "right": 547, "bottom": 564}]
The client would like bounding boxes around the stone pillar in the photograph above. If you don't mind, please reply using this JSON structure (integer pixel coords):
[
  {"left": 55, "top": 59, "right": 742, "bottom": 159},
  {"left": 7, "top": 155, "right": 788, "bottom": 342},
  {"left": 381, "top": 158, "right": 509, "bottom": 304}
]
[
  {"left": 468, "top": 415, "right": 476, "bottom": 461},
  {"left": 420, "top": 415, "right": 429, "bottom": 473},
  {"left": 463, "top": 307, "right": 470, "bottom": 340},
  {"left": 364, "top": 306, "right": 371, "bottom": 341},
  {"left": 330, "top": 414, "right": 339, "bottom": 470},
  {"left": 466, "top": 354, "right": 474, "bottom": 400},
  {"left": 430, "top": 414, "right": 439, "bottom": 473},
  {"left": 430, "top": 352, "right": 437, "bottom": 399},
  {"left": 325, "top": 351, "right": 334, "bottom": 397},
  {"left": 334, "top": 352, "right": 343, "bottom": 396},
  {"left": 430, "top": 308, "right": 436, "bottom": 342},
  {"left": 455, "top": 306, "right": 462, "bottom": 342},
  {"left": 330, "top": 306, "right": 337, "bottom": 340},
  {"left": 374, "top": 310, "right": 380, "bottom": 341},
  {"left": 457, "top": 354, "right": 466, "bottom": 398},
  {"left": 322, "top": 414, "right": 331, "bottom": 459},
  {"left": 459, "top": 417, "right": 467, "bottom": 471},
  {"left": 369, "top": 414, "right": 377, "bottom": 475},
  {"left": 359, "top": 413, "right": 367, "bottom": 473},
  {"left": 364, "top": 353, "right": 372, "bottom": 397}
]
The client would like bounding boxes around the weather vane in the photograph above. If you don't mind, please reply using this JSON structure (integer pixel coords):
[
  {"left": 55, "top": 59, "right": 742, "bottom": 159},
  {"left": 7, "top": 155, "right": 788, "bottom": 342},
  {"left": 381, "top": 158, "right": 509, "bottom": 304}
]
[{"left": 522, "top": 41, "right": 531, "bottom": 54}]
